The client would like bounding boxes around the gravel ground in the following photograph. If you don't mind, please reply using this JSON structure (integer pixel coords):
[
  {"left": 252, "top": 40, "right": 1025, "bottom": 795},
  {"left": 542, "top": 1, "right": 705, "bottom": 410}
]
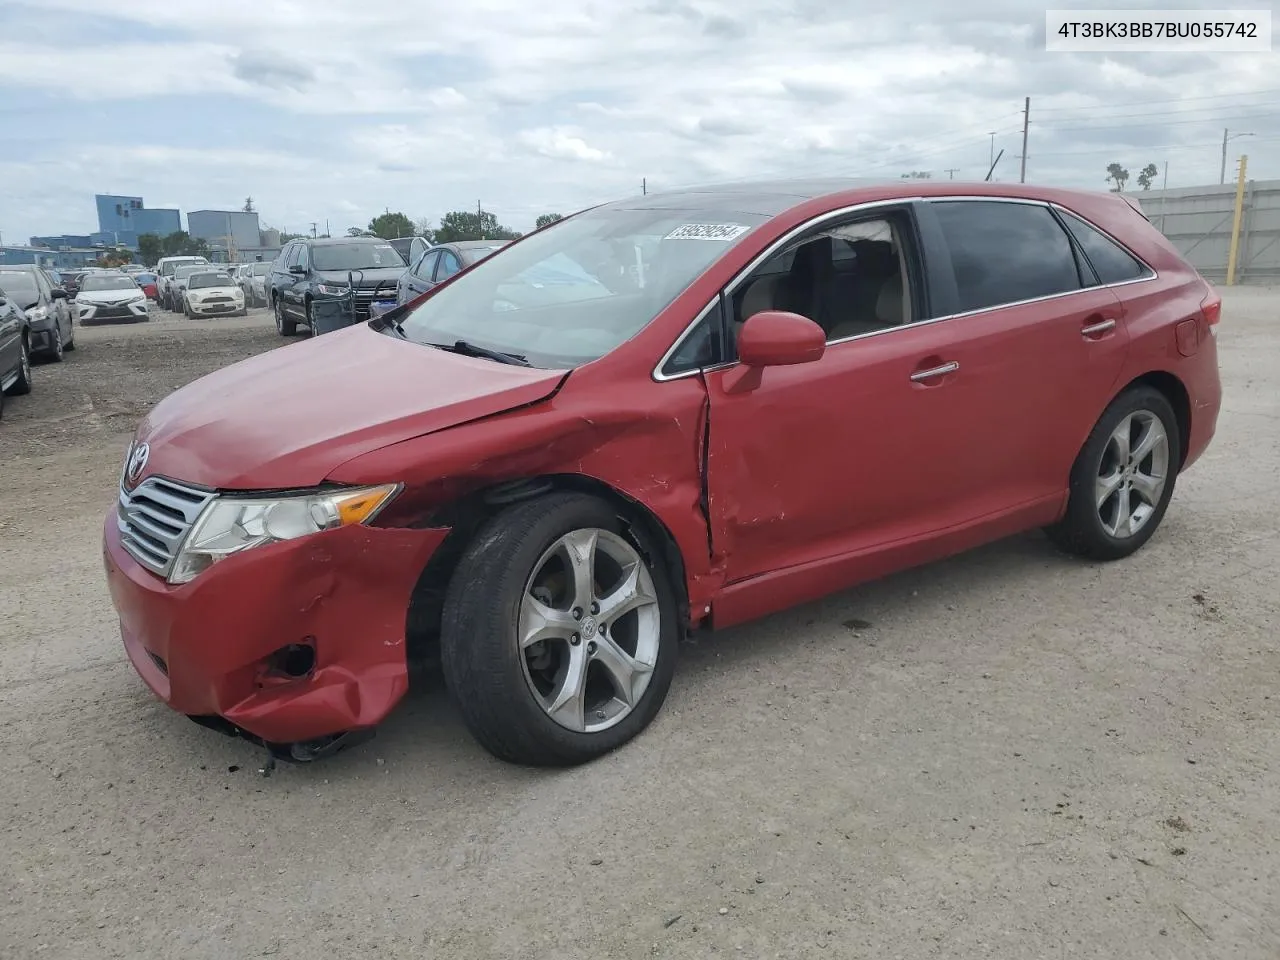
[{"left": 1, "top": 293, "right": 1278, "bottom": 959}]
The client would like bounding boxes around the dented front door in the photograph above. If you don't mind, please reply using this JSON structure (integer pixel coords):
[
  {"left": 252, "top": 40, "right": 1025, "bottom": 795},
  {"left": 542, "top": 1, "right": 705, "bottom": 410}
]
[{"left": 703, "top": 322, "right": 984, "bottom": 586}]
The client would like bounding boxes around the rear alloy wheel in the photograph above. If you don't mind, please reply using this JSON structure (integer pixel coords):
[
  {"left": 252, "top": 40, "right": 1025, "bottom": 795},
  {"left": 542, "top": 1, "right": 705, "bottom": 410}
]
[
  {"left": 1046, "top": 386, "right": 1181, "bottom": 561},
  {"left": 441, "top": 493, "right": 679, "bottom": 766}
]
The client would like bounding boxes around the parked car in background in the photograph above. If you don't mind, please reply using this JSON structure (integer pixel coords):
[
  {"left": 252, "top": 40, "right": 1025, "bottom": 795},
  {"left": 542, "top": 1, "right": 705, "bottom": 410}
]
[
  {"left": 119, "top": 264, "right": 146, "bottom": 275},
  {"left": 102, "top": 178, "right": 1223, "bottom": 767},
  {"left": 388, "top": 236, "right": 430, "bottom": 266},
  {"left": 58, "top": 270, "right": 89, "bottom": 299},
  {"left": 0, "top": 265, "right": 74, "bottom": 361},
  {"left": 267, "top": 236, "right": 405, "bottom": 336},
  {"left": 184, "top": 270, "right": 246, "bottom": 317},
  {"left": 0, "top": 280, "right": 33, "bottom": 418},
  {"left": 76, "top": 273, "right": 150, "bottom": 324},
  {"left": 169, "top": 263, "right": 210, "bottom": 312},
  {"left": 133, "top": 272, "right": 159, "bottom": 301},
  {"left": 396, "top": 240, "right": 509, "bottom": 305},
  {"left": 239, "top": 261, "right": 271, "bottom": 306},
  {"left": 156, "top": 256, "right": 209, "bottom": 310}
]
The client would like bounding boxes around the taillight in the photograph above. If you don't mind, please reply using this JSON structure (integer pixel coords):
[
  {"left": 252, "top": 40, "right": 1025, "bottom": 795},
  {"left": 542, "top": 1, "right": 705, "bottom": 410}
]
[{"left": 1201, "top": 284, "right": 1221, "bottom": 336}]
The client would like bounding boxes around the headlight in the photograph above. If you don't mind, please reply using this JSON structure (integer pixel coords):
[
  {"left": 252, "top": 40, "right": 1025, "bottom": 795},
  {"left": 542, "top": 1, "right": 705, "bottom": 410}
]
[
  {"left": 316, "top": 283, "right": 348, "bottom": 296},
  {"left": 168, "top": 484, "right": 400, "bottom": 584},
  {"left": 129, "top": 295, "right": 146, "bottom": 304},
  {"left": 27, "top": 305, "right": 49, "bottom": 321}
]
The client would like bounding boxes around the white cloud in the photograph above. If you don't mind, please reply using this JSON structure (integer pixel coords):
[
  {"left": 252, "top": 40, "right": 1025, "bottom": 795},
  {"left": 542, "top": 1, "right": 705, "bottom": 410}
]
[
  {"left": 0, "top": 0, "right": 1277, "bottom": 241},
  {"left": 518, "top": 128, "right": 612, "bottom": 163}
]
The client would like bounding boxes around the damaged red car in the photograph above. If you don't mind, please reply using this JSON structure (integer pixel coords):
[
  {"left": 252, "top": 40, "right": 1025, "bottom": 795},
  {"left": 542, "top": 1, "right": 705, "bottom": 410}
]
[{"left": 103, "top": 179, "right": 1222, "bottom": 765}]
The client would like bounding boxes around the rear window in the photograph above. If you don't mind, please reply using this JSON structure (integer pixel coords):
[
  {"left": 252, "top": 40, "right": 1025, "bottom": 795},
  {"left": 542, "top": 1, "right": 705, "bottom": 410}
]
[{"left": 931, "top": 200, "right": 1081, "bottom": 312}]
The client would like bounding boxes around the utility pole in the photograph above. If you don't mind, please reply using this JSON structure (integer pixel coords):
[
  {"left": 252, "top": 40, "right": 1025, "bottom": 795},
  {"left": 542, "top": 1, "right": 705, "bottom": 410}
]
[
  {"left": 944, "top": 168, "right": 959, "bottom": 180},
  {"left": 310, "top": 222, "right": 317, "bottom": 238},
  {"left": 988, "top": 132, "right": 996, "bottom": 168},
  {"left": 1019, "top": 97, "right": 1030, "bottom": 183},
  {"left": 325, "top": 219, "right": 330, "bottom": 238},
  {"left": 1159, "top": 160, "right": 1169, "bottom": 232},
  {"left": 1226, "top": 154, "right": 1248, "bottom": 285},
  {"left": 642, "top": 178, "right": 647, "bottom": 195}
]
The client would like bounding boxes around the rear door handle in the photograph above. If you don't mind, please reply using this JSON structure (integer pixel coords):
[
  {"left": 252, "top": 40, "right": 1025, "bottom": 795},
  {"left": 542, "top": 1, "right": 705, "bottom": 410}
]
[
  {"left": 910, "top": 360, "right": 959, "bottom": 382},
  {"left": 1081, "top": 318, "right": 1117, "bottom": 338}
]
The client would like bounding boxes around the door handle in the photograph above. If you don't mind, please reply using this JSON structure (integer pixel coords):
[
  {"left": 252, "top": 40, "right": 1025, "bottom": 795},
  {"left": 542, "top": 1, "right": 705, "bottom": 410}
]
[
  {"left": 910, "top": 360, "right": 959, "bottom": 382},
  {"left": 1081, "top": 318, "right": 1117, "bottom": 338}
]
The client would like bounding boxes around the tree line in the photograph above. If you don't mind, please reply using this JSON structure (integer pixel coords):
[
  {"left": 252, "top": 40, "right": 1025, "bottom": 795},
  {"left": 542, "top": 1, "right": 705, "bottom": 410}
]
[
  {"left": 127, "top": 208, "right": 567, "bottom": 267},
  {"left": 347, "top": 209, "right": 564, "bottom": 244}
]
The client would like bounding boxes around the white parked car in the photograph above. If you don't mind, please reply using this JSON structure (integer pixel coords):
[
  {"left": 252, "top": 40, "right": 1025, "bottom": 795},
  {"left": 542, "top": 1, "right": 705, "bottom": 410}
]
[
  {"left": 183, "top": 269, "right": 246, "bottom": 317},
  {"left": 240, "top": 261, "right": 271, "bottom": 307},
  {"left": 75, "top": 273, "right": 149, "bottom": 323}
]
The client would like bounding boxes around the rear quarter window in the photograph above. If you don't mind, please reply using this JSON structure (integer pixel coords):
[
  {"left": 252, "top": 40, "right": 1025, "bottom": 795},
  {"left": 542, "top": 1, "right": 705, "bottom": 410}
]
[
  {"left": 1057, "top": 210, "right": 1151, "bottom": 285},
  {"left": 932, "top": 200, "right": 1081, "bottom": 312}
]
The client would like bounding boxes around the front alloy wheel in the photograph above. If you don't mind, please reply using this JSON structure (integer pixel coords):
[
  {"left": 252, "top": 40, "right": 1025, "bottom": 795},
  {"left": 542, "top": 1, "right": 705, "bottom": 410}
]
[
  {"left": 519, "top": 528, "right": 662, "bottom": 733},
  {"left": 441, "top": 493, "right": 679, "bottom": 766}
]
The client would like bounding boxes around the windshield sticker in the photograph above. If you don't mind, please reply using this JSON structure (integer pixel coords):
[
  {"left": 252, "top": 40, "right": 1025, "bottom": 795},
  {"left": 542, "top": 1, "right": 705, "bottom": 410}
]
[{"left": 663, "top": 223, "right": 751, "bottom": 241}]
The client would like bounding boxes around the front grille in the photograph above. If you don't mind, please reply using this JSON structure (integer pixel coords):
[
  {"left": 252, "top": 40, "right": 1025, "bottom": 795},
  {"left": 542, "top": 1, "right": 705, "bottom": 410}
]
[
  {"left": 203, "top": 296, "right": 233, "bottom": 303},
  {"left": 93, "top": 305, "right": 132, "bottom": 318},
  {"left": 117, "top": 477, "right": 215, "bottom": 578}
]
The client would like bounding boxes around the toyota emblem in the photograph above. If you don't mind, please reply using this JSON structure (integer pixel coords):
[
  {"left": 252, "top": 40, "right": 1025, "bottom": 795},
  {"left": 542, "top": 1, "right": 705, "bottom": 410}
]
[{"left": 125, "top": 441, "right": 150, "bottom": 485}]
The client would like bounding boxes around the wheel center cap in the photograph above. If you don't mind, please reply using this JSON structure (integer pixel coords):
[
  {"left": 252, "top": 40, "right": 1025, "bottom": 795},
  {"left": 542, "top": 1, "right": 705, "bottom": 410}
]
[{"left": 581, "top": 616, "right": 598, "bottom": 640}]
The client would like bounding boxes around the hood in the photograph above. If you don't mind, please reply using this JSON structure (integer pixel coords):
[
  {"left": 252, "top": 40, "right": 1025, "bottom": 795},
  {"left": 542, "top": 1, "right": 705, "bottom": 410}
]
[
  {"left": 188, "top": 285, "right": 240, "bottom": 296},
  {"left": 134, "top": 324, "right": 567, "bottom": 490},
  {"left": 316, "top": 267, "right": 405, "bottom": 286},
  {"left": 77, "top": 289, "right": 145, "bottom": 304}
]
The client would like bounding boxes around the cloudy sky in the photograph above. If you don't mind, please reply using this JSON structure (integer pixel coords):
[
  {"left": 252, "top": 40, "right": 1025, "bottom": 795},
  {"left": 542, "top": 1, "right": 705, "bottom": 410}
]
[{"left": 0, "top": 0, "right": 1276, "bottom": 244}]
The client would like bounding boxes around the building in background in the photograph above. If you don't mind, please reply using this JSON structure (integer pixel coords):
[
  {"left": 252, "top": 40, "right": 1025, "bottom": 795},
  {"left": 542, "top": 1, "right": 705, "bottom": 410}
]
[
  {"left": 0, "top": 245, "right": 102, "bottom": 269},
  {"left": 187, "top": 209, "right": 281, "bottom": 262},
  {"left": 93, "top": 194, "right": 182, "bottom": 248}
]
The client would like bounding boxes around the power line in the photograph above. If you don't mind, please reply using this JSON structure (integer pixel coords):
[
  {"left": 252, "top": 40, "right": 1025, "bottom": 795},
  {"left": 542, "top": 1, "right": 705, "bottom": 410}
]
[{"left": 1036, "top": 87, "right": 1280, "bottom": 115}]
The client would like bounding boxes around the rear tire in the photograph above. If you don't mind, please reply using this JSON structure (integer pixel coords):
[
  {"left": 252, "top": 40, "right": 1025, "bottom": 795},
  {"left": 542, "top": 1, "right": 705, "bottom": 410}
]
[
  {"left": 1045, "top": 385, "right": 1181, "bottom": 561},
  {"left": 440, "top": 493, "right": 680, "bottom": 766}
]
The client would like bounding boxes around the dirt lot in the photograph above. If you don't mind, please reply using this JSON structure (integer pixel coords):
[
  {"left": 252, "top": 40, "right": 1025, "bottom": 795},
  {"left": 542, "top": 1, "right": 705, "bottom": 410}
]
[{"left": 2, "top": 295, "right": 1278, "bottom": 959}]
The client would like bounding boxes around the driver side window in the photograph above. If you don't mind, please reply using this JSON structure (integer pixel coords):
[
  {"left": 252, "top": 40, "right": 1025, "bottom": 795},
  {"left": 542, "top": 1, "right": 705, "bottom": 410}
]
[{"left": 729, "top": 215, "right": 914, "bottom": 348}]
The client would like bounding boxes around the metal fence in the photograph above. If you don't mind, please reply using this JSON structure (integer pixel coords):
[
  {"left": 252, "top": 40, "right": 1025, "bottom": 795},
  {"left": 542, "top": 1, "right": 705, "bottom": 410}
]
[{"left": 1136, "top": 179, "right": 1280, "bottom": 284}]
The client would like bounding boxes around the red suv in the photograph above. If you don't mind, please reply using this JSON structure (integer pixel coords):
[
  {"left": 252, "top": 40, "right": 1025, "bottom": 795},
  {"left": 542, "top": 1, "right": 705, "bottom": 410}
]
[{"left": 102, "top": 179, "right": 1222, "bottom": 765}]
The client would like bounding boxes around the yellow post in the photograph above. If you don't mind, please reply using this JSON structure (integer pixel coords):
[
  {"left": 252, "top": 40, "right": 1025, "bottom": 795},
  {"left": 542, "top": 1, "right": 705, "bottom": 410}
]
[{"left": 1226, "top": 154, "right": 1248, "bottom": 285}]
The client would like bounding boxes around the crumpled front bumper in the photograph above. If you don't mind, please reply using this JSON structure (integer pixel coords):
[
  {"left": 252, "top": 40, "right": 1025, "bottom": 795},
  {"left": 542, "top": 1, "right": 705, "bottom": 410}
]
[{"left": 102, "top": 511, "right": 448, "bottom": 747}]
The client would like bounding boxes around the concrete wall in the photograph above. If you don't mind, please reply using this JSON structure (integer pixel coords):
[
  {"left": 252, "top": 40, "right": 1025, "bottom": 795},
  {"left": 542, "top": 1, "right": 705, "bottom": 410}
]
[{"left": 1136, "top": 179, "right": 1280, "bottom": 283}]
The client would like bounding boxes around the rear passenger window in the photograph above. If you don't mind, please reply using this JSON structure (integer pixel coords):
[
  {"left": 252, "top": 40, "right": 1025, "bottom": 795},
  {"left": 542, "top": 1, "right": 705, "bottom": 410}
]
[
  {"left": 1057, "top": 210, "right": 1150, "bottom": 285},
  {"left": 932, "top": 201, "right": 1080, "bottom": 312}
]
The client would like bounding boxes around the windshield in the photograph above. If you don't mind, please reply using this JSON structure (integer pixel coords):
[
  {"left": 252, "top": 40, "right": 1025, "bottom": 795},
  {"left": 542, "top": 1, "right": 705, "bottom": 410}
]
[
  {"left": 312, "top": 242, "right": 405, "bottom": 271},
  {"left": 81, "top": 276, "right": 139, "bottom": 292},
  {"left": 136, "top": 273, "right": 156, "bottom": 283},
  {"left": 189, "top": 272, "right": 233, "bottom": 289},
  {"left": 0, "top": 273, "right": 39, "bottom": 306},
  {"left": 396, "top": 207, "right": 767, "bottom": 368},
  {"left": 251, "top": 262, "right": 270, "bottom": 275},
  {"left": 174, "top": 265, "right": 204, "bottom": 279}
]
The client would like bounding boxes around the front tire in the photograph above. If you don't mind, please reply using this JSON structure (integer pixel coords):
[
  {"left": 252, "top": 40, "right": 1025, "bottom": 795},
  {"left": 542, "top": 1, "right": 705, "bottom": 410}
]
[
  {"left": 44, "top": 323, "right": 64, "bottom": 362},
  {"left": 273, "top": 298, "right": 296, "bottom": 336},
  {"left": 6, "top": 335, "right": 32, "bottom": 396},
  {"left": 440, "top": 493, "right": 680, "bottom": 766},
  {"left": 1045, "top": 385, "right": 1181, "bottom": 561}
]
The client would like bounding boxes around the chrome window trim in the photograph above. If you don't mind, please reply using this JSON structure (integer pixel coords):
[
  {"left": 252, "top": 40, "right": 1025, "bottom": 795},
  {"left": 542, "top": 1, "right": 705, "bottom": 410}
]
[
  {"left": 653, "top": 197, "right": 918, "bottom": 382},
  {"left": 652, "top": 194, "right": 1161, "bottom": 383}
]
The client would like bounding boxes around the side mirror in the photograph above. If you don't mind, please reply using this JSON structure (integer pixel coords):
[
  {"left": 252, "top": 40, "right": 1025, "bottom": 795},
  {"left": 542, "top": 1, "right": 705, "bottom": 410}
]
[
  {"left": 289, "top": 264, "right": 307, "bottom": 275},
  {"left": 737, "top": 310, "right": 826, "bottom": 367},
  {"left": 51, "top": 288, "right": 68, "bottom": 300}
]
